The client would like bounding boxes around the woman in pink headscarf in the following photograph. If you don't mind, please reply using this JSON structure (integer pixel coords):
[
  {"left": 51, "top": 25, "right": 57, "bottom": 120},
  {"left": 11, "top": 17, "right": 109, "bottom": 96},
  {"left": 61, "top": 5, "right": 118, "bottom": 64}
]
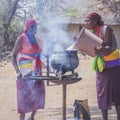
[
  {"left": 12, "top": 19, "right": 45, "bottom": 120},
  {"left": 85, "top": 12, "right": 120, "bottom": 120}
]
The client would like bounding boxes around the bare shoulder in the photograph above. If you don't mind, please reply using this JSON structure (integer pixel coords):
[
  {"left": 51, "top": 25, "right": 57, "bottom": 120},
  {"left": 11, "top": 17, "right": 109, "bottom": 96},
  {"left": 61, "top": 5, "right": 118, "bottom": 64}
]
[
  {"left": 12, "top": 33, "right": 24, "bottom": 55},
  {"left": 103, "top": 26, "right": 113, "bottom": 46},
  {"left": 17, "top": 33, "right": 26, "bottom": 42},
  {"left": 105, "top": 26, "right": 113, "bottom": 33}
]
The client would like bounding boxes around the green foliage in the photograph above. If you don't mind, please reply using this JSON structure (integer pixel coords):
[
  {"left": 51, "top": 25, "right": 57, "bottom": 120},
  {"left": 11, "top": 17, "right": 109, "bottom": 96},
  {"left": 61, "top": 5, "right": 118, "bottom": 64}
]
[
  {"left": 8, "top": 19, "right": 22, "bottom": 47},
  {"left": 8, "top": 19, "right": 22, "bottom": 33},
  {"left": 63, "top": 7, "right": 78, "bottom": 17},
  {"left": 0, "top": 23, "right": 4, "bottom": 34}
]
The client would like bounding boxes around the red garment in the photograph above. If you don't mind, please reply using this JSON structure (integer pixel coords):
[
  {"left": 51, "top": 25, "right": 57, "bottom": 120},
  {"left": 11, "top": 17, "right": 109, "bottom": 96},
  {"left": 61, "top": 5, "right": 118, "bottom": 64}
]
[
  {"left": 20, "top": 33, "right": 37, "bottom": 54},
  {"left": 95, "top": 26, "right": 100, "bottom": 37}
]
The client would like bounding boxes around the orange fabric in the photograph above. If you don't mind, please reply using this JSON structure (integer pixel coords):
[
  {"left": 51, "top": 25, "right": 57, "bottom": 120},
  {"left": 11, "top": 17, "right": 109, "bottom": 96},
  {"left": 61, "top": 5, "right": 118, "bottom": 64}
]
[{"left": 103, "top": 49, "right": 120, "bottom": 61}]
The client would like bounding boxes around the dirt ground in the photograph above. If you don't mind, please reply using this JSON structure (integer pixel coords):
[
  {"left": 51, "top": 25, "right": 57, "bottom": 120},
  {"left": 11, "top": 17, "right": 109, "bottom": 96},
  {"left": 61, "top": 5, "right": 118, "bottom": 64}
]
[{"left": 0, "top": 57, "right": 117, "bottom": 120}]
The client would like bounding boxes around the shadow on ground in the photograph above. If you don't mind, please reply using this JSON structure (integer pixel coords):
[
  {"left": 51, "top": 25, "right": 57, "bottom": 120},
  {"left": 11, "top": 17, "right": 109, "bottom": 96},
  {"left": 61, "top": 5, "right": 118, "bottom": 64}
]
[{"left": 37, "top": 105, "right": 117, "bottom": 120}]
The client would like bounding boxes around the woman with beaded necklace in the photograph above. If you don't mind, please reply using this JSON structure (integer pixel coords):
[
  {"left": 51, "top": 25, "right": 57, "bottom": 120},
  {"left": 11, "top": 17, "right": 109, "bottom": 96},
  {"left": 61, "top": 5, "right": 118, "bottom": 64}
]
[{"left": 85, "top": 12, "right": 120, "bottom": 120}]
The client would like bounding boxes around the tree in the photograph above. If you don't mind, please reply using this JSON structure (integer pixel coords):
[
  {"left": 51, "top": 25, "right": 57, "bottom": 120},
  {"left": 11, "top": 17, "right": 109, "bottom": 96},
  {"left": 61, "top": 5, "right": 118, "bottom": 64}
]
[
  {"left": 2, "top": 0, "right": 20, "bottom": 48},
  {"left": 0, "top": 0, "right": 38, "bottom": 51},
  {"left": 102, "top": 0, "right": 120, "bottom": 22}
]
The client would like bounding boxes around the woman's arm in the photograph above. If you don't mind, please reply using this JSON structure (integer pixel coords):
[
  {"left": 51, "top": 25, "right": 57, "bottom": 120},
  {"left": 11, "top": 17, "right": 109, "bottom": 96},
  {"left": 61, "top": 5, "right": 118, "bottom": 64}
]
[
  {"left": 95, "top": 26, "right": 115, "bottom": 56},
  {"left": 12, "top": 35, "right": 22, "bottom": 78}
]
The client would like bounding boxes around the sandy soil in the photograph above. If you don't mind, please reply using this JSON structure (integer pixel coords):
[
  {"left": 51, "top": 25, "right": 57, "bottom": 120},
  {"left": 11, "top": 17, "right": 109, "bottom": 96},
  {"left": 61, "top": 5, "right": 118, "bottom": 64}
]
[{"left": 0, "top": 57, "right": 117, "bottom": 120}]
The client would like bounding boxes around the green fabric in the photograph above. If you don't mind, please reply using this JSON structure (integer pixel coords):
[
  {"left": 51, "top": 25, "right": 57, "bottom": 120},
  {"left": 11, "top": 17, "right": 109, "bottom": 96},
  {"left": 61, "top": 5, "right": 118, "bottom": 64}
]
[
  {"left": 92, "top": 56, "right": 105, "bottom": 72},
  {"left": 90, "top": 29, "right": 94, "bottom": 33}
]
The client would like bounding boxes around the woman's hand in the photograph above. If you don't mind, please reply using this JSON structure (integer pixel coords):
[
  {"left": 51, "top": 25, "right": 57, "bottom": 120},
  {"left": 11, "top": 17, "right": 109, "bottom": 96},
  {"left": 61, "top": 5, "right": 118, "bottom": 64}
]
[
  {"left": 96, "top": 45, "right": 103, "bottom": 50},
  {"left": 94, "top": 45, "right": 106, "bottom": 56},
  {"left": 94, "top": 45, "right": 113, "bottom": 56},
  {"left": 95, "top": 45, "right": 102, "bottom": 53}
]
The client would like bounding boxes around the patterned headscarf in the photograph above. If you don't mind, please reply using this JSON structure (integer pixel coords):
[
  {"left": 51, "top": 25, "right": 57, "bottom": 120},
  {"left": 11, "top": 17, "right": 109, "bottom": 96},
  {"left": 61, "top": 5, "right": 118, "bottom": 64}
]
[{"left": 86, "top": 12, "right": 104, "bottom": 26}]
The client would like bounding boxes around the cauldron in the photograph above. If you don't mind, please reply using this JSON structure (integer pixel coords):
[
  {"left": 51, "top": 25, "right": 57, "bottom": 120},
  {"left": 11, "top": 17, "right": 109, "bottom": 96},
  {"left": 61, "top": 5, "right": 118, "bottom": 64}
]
[{"left": 50, "top": 50, "right": 79, "bottom": 74}]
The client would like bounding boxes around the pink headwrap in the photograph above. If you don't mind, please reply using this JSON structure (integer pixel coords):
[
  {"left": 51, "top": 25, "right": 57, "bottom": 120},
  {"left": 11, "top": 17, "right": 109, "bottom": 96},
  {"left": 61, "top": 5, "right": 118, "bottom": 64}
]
[
  {"left": 24, "top": 19, "right": 37, "bottom": 32},
  {"left": 26, "top": 19, "right": 37, "bottom": 28},
  {"left": 86, "top": 12, "right": 104, "bottom": 26}
]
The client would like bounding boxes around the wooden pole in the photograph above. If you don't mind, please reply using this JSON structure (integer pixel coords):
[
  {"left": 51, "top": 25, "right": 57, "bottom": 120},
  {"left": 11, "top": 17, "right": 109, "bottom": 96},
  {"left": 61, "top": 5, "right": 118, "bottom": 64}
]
[
  {"left": 62, "top": 84, "right": 66, "bottom": 120},
  {"left": 46, "top": 54, "right": 49, "bottom": 86}
]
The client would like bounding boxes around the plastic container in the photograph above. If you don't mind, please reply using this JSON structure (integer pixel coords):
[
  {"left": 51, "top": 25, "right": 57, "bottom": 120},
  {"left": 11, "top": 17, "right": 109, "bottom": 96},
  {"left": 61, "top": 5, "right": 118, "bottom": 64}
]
[{"left": 67, "top": 27, "right": 103, "bottom": 57}]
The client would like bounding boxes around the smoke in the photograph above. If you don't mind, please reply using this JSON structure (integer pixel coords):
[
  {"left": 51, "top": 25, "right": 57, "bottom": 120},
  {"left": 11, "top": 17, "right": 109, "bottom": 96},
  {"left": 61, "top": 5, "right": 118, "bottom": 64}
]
[{"left": 39, "top": 18, "right": 74, "bottom": 57}]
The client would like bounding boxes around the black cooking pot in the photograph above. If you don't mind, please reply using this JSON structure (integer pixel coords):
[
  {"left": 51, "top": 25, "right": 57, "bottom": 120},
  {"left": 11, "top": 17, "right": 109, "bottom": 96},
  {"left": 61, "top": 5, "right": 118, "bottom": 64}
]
[{"left": 50, "top": 50, "right": 79, "bottom": 74}]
